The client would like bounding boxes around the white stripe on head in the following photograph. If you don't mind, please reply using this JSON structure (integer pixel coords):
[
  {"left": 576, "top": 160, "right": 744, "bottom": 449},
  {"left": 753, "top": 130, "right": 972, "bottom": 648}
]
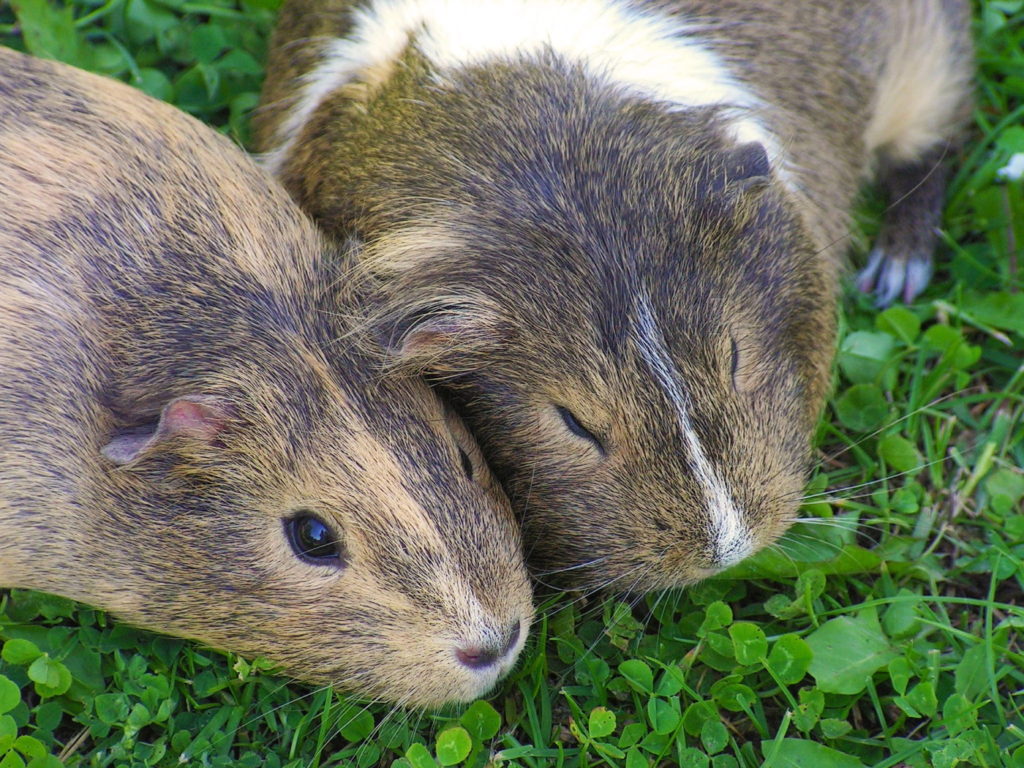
[
  {"left": 265, "top": 0, "right": 791, "bottom": 186},
  {"left": 633, "top": 295, "right": 752, "bottom": 568}
]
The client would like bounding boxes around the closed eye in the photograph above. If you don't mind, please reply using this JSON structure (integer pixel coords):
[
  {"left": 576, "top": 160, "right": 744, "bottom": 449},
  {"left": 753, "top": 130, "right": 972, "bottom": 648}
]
[
  {"left": 556, "top": 406, "right": 606, "bottom": 455},
  {"left": 458, "top": 447, "right": 474, "bottom": 480},
  {"left": 730, "top": 336, "right": 740, "bottom": 388}
]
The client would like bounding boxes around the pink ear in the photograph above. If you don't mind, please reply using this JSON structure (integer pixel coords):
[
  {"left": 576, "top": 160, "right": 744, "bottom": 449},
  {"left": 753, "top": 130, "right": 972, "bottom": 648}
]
[
  {"left": 396, "top": 314, "right": 472, "bottom": 359},
  {"left": 160, "top": 397, "right": 229, "bottom": 442},
  {"left": 388, "top": 304, "right": 501, "bottom": 370},
  {"left": 101, "top": 395, "right": 231, "bottom": 465}
]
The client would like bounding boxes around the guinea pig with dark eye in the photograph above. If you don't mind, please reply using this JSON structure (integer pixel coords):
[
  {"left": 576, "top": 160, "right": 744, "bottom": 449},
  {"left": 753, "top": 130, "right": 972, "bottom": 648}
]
[
  {"left": 0, "top": 46, "right": 532, "bottom": 707},
  {"left": 254, "top": 0, "right": 973, "bottom": 592}
]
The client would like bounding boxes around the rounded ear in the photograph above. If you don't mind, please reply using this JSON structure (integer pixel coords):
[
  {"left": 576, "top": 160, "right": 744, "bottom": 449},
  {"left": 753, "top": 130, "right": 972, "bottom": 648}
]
[
  {"left": 102, "top": 395, "right": 233, "bottom": 465},
  {"left": 384, "top": 301, "right": 503, "bottom": 373},
  {"left": 723, "top": 141, "right": 771, "bottom": 191}
]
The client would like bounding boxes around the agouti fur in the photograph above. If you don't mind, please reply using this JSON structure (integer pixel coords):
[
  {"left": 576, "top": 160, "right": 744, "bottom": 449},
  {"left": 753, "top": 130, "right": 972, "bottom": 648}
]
[
  {"left": 0, "top": 46, "right": 532, "bottom": 707},
  {"left": 254, "top": 0, "right": 973, "bottom": 591}
]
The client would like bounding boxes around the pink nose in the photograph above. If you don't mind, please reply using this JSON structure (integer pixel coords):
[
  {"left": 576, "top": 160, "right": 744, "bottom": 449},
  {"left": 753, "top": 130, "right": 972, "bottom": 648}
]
[{"left": 455, "top": 621, "right": 521, "bottom": 669}]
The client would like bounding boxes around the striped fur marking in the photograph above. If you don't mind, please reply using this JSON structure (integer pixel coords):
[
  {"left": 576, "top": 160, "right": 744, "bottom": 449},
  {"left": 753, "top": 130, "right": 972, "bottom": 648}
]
[{"left": 633, "top": 296, "right": 752, "bottom": 568}]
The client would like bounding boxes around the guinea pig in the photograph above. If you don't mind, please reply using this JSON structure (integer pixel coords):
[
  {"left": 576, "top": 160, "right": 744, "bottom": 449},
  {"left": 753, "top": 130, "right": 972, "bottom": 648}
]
[
  {"left": 0, "top": 46, "right": 532, "bottom": 708},
  {"left": 253, "top": 0, "right": 973, "bottom": 592}
]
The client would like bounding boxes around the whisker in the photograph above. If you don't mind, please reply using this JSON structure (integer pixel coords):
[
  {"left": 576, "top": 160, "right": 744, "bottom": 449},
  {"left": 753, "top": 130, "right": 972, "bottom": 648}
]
[{"left": 530, "top": 554, "right": 614, "bottom": 579}]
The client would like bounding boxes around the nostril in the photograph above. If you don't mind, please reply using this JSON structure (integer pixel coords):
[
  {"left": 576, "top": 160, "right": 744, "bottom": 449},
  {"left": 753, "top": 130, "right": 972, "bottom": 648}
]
[
  {"left": 455, "top": 645, "right": 500, "bottom": 669},
  {"left": 456, "top": 620, "right": 523, "bottom": 670}
]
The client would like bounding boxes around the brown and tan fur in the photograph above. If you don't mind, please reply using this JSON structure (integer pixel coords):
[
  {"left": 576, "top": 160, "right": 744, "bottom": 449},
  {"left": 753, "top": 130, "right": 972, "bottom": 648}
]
[
  {"left": 254, "top": 0, "right": 973, "bottom": 592},
  {"left": 0, "top": 47, "right": 532, "bottom": 707}
]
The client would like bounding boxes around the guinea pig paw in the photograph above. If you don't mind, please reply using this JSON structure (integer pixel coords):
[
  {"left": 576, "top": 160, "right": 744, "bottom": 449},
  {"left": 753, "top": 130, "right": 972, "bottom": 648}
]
[{"left": 855, "top": 248, "right": 932, "bottom": 308}]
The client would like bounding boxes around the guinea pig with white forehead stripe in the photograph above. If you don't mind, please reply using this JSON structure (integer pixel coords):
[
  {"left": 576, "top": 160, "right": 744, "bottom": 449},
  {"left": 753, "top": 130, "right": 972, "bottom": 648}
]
[
  {"left": 255, "top": 0, "right": 973, "bottom": 592},
  {"left": 0, "top": 46, "right": 532, "bottom": 706}
]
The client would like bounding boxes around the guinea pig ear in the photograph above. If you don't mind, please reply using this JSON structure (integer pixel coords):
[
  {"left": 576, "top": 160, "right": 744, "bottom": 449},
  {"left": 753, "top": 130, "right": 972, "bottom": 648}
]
[
  {"left": 723, "top": 142, "right": 772, "bottom": 192},
  {"left": 385, "top": 302, "right": 501, "bottom": 372},
  {"left": 102, "top": 395, "right": 233, "bottom": 465}
]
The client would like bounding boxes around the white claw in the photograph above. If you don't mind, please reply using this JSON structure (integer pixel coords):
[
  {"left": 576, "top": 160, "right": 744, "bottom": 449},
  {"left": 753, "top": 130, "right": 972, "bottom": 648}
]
[
  {"left": 855, "top": 247, "right": 885, "bottom": 295},
  {"left": 856, "top": 247, "right": 932, "bottom": 308},
  {"left": 902, "top": 256, "right": 933, "bottom": 303},
  {"left": 875, "top": 255, "right": 907, "bottom": 308}
]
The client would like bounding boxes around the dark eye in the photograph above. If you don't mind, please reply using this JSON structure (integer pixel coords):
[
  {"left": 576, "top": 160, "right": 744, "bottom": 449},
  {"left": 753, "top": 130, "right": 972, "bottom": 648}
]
[
  {"left": 556, "top": 406, "right": 605, "bottom": 454},
  {"left": 285, "top": 513, "right": 345, "bottom": 567},
  {"left": 730, "top": 337, "right": 740, "bottom": 386},
  {"left": 458, "top": 447, "right": 474, "bottom": 480}
]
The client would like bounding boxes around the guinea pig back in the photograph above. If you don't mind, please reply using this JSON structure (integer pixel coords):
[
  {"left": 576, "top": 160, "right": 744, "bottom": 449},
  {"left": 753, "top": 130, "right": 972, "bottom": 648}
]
[{"left": 0, "top": 46, "right": 532, "bottom": 708}]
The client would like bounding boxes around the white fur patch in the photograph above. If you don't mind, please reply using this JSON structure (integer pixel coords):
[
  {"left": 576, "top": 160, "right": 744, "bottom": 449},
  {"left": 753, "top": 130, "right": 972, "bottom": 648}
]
[
  {"left": 265, "top": 0, "right": 789, "bottom": 182},
  {"left": 633, "top": 297, "right": 752, "bottom": 568}
]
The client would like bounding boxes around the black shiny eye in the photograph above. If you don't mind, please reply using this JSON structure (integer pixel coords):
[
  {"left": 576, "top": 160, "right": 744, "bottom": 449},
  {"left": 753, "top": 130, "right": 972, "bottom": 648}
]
[
  {"left": 285, "top": 513, "right": 345, "bottom": 567},
  {"left": 730, "top": 337, "right": 740, "bottom": 386},
  {"left": 458, "top": 447, "right": 474, "bottom": 480},
  {"left": 556, "top": 406, "right": 605, "bottom": 454}
]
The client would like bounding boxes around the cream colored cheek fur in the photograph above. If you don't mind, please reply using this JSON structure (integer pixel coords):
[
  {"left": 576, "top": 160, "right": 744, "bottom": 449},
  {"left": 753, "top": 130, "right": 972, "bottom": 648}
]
[{"left": 262, "top": 0, "right": 792, "bottom": 186}]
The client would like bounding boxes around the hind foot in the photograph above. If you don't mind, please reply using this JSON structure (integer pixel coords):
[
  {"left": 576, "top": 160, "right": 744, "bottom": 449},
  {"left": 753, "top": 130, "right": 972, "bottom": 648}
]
[{"left": 857, "top": 150, "right": 949, "bottom": 307}]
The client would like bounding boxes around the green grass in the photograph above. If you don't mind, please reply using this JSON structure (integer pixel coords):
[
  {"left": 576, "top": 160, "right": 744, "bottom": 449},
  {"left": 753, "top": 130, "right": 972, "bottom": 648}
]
[{"left": 1, "top": 0, "right": 1022, "bottom": 765}]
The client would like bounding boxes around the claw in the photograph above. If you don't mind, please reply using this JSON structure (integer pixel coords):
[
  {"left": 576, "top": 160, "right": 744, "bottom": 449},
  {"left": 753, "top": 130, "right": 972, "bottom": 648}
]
[
  {"left": 855, "top": 248, "right": 932, "bottom": 308},
  {"left": 901, "top": 255, "right": 933, "bottom": 304},
  {"left": 855, "top": 248, "right": 885, "bottom": 294},
  {"left": 874, "top": 255, "right": 906, "bottom": 308}
]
